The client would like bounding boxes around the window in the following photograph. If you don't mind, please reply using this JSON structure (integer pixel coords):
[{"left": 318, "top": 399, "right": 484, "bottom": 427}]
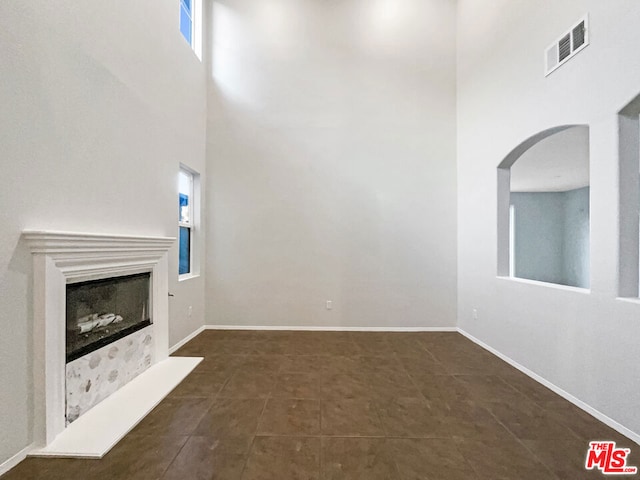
[
  {"left": 179, "top": 0, "right": 193, "bottom": 46},
  {"left": 179, "top": 0, "right": 202, "bottom": 59},
  {"left": 179, "top": 166, "right": 199, "bottom": 278}
]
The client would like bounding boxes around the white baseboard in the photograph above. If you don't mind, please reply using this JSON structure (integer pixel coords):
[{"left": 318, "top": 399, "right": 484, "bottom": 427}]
[
  {"left": 0, "top": 444, "right": 32, "bottom": 477},
  {"left": 169, "top": 325, "right": 206, "bottom": 354},
  {"left": 457, "top": 328, "right": 640, "bottom": 446},
  {"left": 204, "top": 325, "right": 457, "bottom": 332}
]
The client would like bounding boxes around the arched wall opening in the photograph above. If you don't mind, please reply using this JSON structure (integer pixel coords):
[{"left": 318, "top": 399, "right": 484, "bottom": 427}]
[{"left": 497, "top": 125, "right": 590, "bottom": 288}]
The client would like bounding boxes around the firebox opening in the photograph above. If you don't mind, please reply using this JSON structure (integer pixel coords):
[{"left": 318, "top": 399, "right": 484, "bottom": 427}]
[{"left": 66, "top": 272, "right": 152, "bottom": 362}]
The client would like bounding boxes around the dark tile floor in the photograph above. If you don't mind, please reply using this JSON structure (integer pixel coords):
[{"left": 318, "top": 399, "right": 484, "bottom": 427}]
[{"left": 3, "top": 331, "right": 639, "bottom": 479}]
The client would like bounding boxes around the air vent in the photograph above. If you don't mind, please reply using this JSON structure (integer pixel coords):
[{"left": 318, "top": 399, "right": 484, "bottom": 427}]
[
  {"left": 545, "top": 15, "right": 589, "bottom": 76},
  {"left": 558, "top": 34, "right": 571, "bottom": 62},
  {"left": 572, "top": 21, "right": 586, "bottom": 49}
]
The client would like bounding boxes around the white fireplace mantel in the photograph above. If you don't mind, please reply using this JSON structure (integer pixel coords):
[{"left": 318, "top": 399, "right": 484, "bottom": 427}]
[{"left": 24, "top": 230, "right": 175, "bottom": 450}]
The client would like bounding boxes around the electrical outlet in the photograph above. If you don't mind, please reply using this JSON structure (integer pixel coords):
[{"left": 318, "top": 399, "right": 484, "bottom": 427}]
[
  {"left": 188, "top": 306, "right": 193, "bottom": 317},
  {"left": 472, "top": 308, "right": 478, "bottom": 320},
  {"left": 326, "top": 300, "right": 332, "bottom": 310}
]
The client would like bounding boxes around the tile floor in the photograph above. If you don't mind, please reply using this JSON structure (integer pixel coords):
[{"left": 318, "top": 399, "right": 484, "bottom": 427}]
[{"left": 3, "top": 331, "right": 638, "bottom": 479}]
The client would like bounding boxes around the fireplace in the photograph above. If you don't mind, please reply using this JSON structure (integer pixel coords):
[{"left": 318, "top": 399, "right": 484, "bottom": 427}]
[
  {"left": 66, "top": 272, "right": 152, "bottom": 362},
  {"left": 25, "top": 231, "right": 202, "bottom": 458},
  {"left": 24, "top": 230, "right": 175, "bottom": 449}
]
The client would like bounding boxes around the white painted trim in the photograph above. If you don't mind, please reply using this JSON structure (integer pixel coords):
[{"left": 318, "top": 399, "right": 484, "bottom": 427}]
[
  {"left": 204, "top": 325, "right": 457, "bottom": 332},
  {"left": 178, "top": 164, "right": 201, "bottom": 280},
  {"left": 616, "top": 296, "right": 640, "bottom": 305},
  {"left": 22, "top": 230, "right": 175, "bottom": 255},
  {"left": 457, "top": 328, "right": 640, "bottom": 445},
  {"left": 169, "top": 325, "right": 206, "bottom": 354},
  {"left": 178, "top": 273, "right": 201, "bottom": 283},
  {"left": 496, "top": 275, "right": 591, "bottom": 294},
  {"left": 0, "top": 444, "right": 33, "bottom": 477}
]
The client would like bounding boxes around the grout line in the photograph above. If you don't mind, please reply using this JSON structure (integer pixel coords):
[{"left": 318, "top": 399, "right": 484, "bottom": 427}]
[
  {"left": 318, "top": 374, "right": 323, "bottom": 441},
  {"left": 156, "top": 434, "right": 191, "bottom": 479},
  {"left": 370, "top": 396, "right": 387, "bottom": 439},
  {"left": 482, "top": 402, "right": 562, "bottom": 480},
  {"left": 454, "top": 438, "right": 487, "bottom": 480},
  {"left": 255, "top": 396, "right": 271, "bottom": 435},
  {"left": 237, "top": 397, "right": 270, "bottom": 480}
]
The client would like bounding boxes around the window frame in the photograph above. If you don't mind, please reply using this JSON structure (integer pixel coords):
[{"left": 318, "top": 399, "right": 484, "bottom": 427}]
[
  {"left": 178, "top": 165, "right": 200, "bottom": 281},
  {"left": 180, "top": 0, "right": 193, "bottom": 46},
  {"left": 179, "top": 0, "right": 202, "bottom": 61}
]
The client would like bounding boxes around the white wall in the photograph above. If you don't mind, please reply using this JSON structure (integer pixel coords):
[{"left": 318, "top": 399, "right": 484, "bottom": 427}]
[
  {"left": 563, "top": 186, "right": 590, "bottom": 287},
  {"left": 511, "top": 191, "right": 566, "bottom": 284},
  {"left": 457, "top": 0, "right": 640, "bottom": 438},
  {"left": 205, "top": 0, "right": 458, "bottom": 328},
  {"left": 0, "top": 0, "right": 206, "bottom": 466}
]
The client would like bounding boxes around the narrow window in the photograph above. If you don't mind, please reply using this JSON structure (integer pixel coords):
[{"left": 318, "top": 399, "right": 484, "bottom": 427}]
[
  {"left": 180, "top": 0, "right": 193, "bottom": 46},
  {"left": 179, "top": 0, "right": 201, "bottom": 59},
  {"left": 179, "top": 168, "right": 194, "bottom": 277}
]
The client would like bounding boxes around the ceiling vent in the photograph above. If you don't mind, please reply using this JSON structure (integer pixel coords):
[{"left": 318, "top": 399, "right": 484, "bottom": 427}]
[{"left": 545, "top": 15, "right": 589, "bottom": 76}]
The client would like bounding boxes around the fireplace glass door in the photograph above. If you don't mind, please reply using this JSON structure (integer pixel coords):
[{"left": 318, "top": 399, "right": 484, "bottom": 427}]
[{"left": 66, "top": 272, "right": 152, "bottom": 362}]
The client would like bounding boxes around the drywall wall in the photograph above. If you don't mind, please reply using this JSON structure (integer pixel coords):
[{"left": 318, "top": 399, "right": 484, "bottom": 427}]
[
  {"left": 458, "top": 0, "right": 640, "bottom": 439},
  {"left": 0, "top": 0, "right": 206, "bottom": 467},
  {"left": 205, "top": 0, "right": 458, "bottom": 328},
  {"left": 511, "top": 187, "right": 590, "bottom": 288},
  {"left": 511, "top": 192, "right": 565, "bottom": 285},
  {"left": 563, "top": 186, "right": 590, "bottom": 287}
]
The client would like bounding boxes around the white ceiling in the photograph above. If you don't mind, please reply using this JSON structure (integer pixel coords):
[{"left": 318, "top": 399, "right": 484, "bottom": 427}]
[{"left": 510, "top": 125, "right": 590, "bottom": 192}]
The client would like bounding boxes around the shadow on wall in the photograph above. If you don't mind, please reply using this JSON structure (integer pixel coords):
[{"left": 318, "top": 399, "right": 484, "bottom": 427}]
[{"left": 497, "top": 125, "right": 590, "bottom": 289}]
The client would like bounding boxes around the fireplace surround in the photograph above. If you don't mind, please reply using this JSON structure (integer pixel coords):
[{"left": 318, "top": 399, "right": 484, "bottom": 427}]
[{"left": 24, "top": 231, "right": 175, "bottom": 451}]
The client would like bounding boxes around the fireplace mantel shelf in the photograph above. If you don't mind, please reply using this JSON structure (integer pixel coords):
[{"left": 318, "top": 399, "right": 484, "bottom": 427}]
[{"left": 24, "top": 230, "right": 175, "bottom": 254}]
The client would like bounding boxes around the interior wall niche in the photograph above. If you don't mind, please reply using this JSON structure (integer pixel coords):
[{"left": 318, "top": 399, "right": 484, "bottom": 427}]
[
  {"left": 618, "top": 93, "right": 640, "bottom": 297},
  {"left": 497, "top": 125, "right": 590, "bottom": 288}
]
